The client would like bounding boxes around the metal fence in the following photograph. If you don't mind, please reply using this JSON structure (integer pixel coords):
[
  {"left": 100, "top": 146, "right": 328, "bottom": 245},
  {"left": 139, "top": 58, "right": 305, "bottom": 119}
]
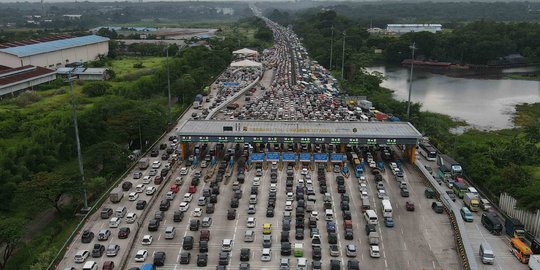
[{"left": 499, "top": 193, "right": 540, "bottom": 238}]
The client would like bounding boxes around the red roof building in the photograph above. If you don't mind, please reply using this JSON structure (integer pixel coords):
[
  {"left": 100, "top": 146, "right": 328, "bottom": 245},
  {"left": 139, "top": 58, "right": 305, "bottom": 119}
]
[{"left": 0, "top": 65, "right": 56, "bottom": 98}]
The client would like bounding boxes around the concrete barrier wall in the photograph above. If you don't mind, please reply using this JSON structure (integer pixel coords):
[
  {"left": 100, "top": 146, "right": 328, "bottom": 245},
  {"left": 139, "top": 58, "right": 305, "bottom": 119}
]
[{"left": 205, "top": 76, "right": 261, "bottom": 120}]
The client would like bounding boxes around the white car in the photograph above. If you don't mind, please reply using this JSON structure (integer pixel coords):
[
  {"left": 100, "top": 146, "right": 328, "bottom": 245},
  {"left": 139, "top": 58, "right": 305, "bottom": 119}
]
[
  {"left": 179, "top": 202, "right": 190, "bottom": 212},
  {"left": 109, "top": 217, "right": 120, "bottom": 228},
  {"left": 200, "top": 161, "right": 207, "bottom": 168},
  {"left": 128, "top": 192, "right": 139, "bottom": 201},
  {"left": 126, "top": 212, "right": 137, "bottom": 224},
  {"left": 183, "top": 193, "right": 193, "bottom": 202},
  {"left": 246, "top": 217, "right": 256, "bottom": 228},
  {"left": 346, "top": 244, "right": 357, "bottom": 257},
  {"left": 135, "top": 184, "right": 145, "bottom": 193},
  {"left": 152, "top": 161, "right": 161, "bottom": 169},
  {"left": 361, "top": 190, "right": 369, "bottom": 198},
  {"left": 134, "top": 249, "right": 148, "bottom": 262},
  {"left": 142, "top": 176, "right": 152, "bottom": 184},
  {"left": 377, "top": 189, "right": 386, "bottom": 199},
  {"left": 310, "top": 211, "right": 319, "bottom": 220},
  {"left": 270, "top": 184, "right": 277, "bottom": 193},
  {"left": 301, "top": 168, "right": 308, "bottom": 175},
  {"left": 193, "top": 208, "right": 202, "bottom": 217},
  {"left": 180, "top": 167, "right": 188, "bottom": 175},
  {"left": 142, "top": 235, "right": 153, "bottom": 245},
  {"left": 286, "top": 192, "right": 294, "bottom": 201},
  {"left": 145, "top": 186, "right": 156, "bottom": 195},
  {"left": 370, "top": 245, "right": 381, "bottom": 258},
  {"left": 285, "top": 201, "right": 293, "bottom": 211},
  {"left": 253, "top": 177, "right": 261, "bottom": 186},
  {"left": 261, "top": 248, "right": 272, "bottom": 261}
]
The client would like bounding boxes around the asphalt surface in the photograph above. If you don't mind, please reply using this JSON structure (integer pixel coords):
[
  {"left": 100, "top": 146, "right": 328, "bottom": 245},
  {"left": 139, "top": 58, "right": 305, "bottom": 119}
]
[{"left": 418, "top": 155, "right": 529, "bottom": 270}]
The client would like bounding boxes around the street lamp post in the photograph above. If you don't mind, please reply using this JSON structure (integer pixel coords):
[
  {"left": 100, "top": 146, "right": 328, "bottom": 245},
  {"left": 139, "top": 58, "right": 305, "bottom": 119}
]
[
  {"left": 406, "top": 42, "right": 417, "bottom": 122},
  {"left": 329, "top": 25, "right": 334, "bottom": 70},
  {"left": 341, "top": 30, "right": 346, "bottom": 80},
  {"left": 68, "top": 73, "right": 89, "bottom": 211},
  {"left": 165, "top": 47, "right": 172, "bottom": 126}
]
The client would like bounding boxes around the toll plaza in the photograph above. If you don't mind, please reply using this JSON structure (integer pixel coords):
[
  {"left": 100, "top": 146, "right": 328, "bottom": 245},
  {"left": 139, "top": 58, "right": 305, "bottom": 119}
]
[{"left": 176, "top": 120, "right": 422, "bottom": 167}]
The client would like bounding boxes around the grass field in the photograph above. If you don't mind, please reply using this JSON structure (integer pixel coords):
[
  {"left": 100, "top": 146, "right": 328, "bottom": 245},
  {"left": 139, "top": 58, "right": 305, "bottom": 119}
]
[{"left": 109, "top": 56, "right": 164, "bottom": 79}]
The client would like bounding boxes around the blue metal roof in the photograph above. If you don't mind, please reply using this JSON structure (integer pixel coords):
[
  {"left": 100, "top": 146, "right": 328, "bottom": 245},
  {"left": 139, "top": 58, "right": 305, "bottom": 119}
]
[{"left": 0, "top": 35, "right": 110, "bottom": 58}]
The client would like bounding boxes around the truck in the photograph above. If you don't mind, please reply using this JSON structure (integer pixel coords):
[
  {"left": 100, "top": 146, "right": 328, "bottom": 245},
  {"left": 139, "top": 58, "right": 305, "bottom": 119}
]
[
  {"left": 376, "top": 161, "right": 385, "bottom": 172},
  {"left": 369, "top": 232, "right": 380, "bottom": 245},
  {"left": 529, "top": 255, "right": 540, "bottom": 270},
  {"left": 463, "top": 193, "right": 480, "bottom": 212},
  {"left": 505, "top": 217, "right": 526, "bottom": 239},
  {"left": 437, "top": 154, "right": 463, "bottom": 177},
  {"left": 109, "top": 188, "right": 124, "bottom": 203},
  {"left": 138, "top": 158, "right": 149, "bottom": 170}
]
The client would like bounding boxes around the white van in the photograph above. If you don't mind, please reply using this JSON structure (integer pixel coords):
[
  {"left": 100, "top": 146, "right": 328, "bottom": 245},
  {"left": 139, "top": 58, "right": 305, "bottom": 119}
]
[
  {"left": 244, "top": 230, "right": 255, "bottom": 242},
  {"left": 164, "top": 226, "right": 176, "bottom": 239},
  {"left": 364, "top": 210, "right": 378, "bottom": 225},
  {"left": 468, "top": 187, "right": 479, "bottom": 196},
  {"left": 325, "top": 209, "right": 334, "bottom": 221},
  {"left": 82, "top": 261, "right": 98, "bottom": 270},
  {"left": 115, "top": 206, "right": 127, "bottom": 218},
  {"left": 109, "top": 217, "right": 121, "bottom": 228},
  {"left": 479, "top": 242, "right": 495, "bottom": 264}
]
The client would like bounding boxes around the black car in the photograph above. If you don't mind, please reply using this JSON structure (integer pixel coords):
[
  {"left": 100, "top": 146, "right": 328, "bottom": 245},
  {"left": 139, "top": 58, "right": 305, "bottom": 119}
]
[
  {"left": 91, "top": 244, "right": 105, "bottom": 258},
  {"left": 230, "top": 198, "right": 239, "bottom": 208},
  {"left": 344, "top": 228, "right": 354, "bottom": 240},
  {"left": 122, "top": 181, "right": 132, "bottom": 191},
  {"left": 319, "top": 185, "right": 327, "bottom": 194},
  {"left": 136, "top": 200, "right": 147, "bottom": 210},
  {"left": 81, "top": 230, "right": 94, "bottom": 243},
  {"left": 365, "top": 224, "right": 376, "bottom": 235},
  {"left": 150, "top": 150, "right": 159, "bottom": 157},
  {"left": 197, "top": 253, "right": 208, "bottom": 266},
  {"left": 183, "top": 236, "right": 194, "bottom": 250},
  {"left": 148, "top": 219, "right": 160, "bottom": 231},
  {"left": 342, "top": 211, "right": 352, "bottom": 221},
  {"left": 189, "top": 219, "right": 200, "bottom": 231},
  {"left": 266, "top": 207, "right": 274, "bottom": 217},
  {"left": 337, "top": 185, "right": 346, "bottom": 193},
  {"left": 199, "top": 240, "right": 208, "bottom": 253},
  {"left": 341, "top": 193, "right": 350, "bottom": 202},
  {"left": 154, "top": 251, "right": 166, "bottom": 266},
  {"left": 347, "top": 259, "right": 360, "bottom": 270},
  {"left": 328, "top": 232, "right": 337, "bottom": 244},
  {"left": 240, "top": 248, "right": 250, "bottom": 261},
  {"left": 218, "top": 252, "right": 230, "bottom": 265},
  {"left": 227, "top": 209, "right": 236, "bottom": 220},
  {"left": 210, "top": 195, "right": 218, "bottom": 203},
  {"left": 312, "top": 246, "right": 322, "bottom": 261},
  {"left": 160, "top": 200, "right": 170, "bottom": 211},
  {"left": 295, "top": 228, "right": 304, "bottom": 240},
  {"left": 206, "top": 203, "right": 215, "bottom": 214},
  {"left": 281, "top": 242, "right": 291, "bottom": 256},
  {"left": 340, "top": 201, "right": 350, "bottom": 211},
  {"left": 312, "top": 260, "right": 322, "bottom": 270},
  {"left": 179, "top": 252, "right": 191, "bottom": 264},
  {"left": 173, "top": 210, "right": 184, "bottom": 222}
]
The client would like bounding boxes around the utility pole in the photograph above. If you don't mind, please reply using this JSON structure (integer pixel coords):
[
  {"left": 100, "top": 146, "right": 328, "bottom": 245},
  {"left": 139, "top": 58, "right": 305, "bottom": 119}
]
[
  {"left": 68, "top": 72, "right": 89, "bottom": 211},
  {"left": 406, "top": 42, "right": 417, "bottom": 122},
  {"left": 341, "top": 30, "right": 346, "bottom": 80},
  {"left": 166, "top": 46, "right": 172, "bottom": 126},
  {"left": 329, "top": 25, "right": 334, "bottom": 70}
]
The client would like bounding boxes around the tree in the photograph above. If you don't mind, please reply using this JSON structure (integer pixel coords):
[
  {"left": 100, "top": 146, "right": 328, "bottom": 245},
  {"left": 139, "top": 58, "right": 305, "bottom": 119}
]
[
  {"left": 173, "top": 74, "right": 197, "bottom": 103},
  {"left": 0, "top": 218, "right": 24, "bottom": 270},
  {"left": 17, "top": 172, "right": 77, "bottom": 213}
]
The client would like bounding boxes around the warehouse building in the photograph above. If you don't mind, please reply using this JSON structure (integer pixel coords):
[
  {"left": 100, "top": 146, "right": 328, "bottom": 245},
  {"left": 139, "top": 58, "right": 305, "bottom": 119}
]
[
  {"left": 386, "top": 24, "right": 442, "bottom": 34},
  {"left": 0, "top": 35, "right": 109, "bottom": 69},
  {"left": 0, "top": 65, "right": 56, "bottom": 98}
]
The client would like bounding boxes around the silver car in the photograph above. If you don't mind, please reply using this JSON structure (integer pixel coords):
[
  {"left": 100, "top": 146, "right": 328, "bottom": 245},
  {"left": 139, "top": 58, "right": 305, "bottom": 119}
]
[{"left": 106, "top": 244, "right": 120, "bottom": 257}]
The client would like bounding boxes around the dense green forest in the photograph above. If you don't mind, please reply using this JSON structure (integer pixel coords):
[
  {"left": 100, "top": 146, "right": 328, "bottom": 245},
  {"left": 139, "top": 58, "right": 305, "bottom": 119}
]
[
  {"left": 269, "top": 9, "right": 540, "bottom": 67},
  {"left": 274, "top": 9, "right": 540, "bottom": 210},
  {"left": 0, "top": 17, "right": 273, "bottom": 268}
]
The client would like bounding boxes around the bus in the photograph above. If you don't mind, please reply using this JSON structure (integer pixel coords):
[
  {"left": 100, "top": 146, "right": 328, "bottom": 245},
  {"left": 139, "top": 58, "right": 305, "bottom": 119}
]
[
  {"left": 419, "top": 142, "right": 437, "bottom": 161},
  {"left": 511, "top": 237, "right": 532, "bottom": 264},
  {"left": 381, "top": 199, "right": 393, "bottom": 218}
]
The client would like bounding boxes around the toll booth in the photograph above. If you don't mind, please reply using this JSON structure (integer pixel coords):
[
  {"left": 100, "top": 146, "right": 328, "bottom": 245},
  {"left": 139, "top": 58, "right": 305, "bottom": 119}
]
[
  {"left": 299, "top": 153, "right": 312, "bottom": 171},
  {"left": 330, "top": 153, "right": 345, "bottom": 172},
  {"left": 282, "top": 152, "right": 297, "bottom": 169},
  {"left": 249, "top": 153, "right": 265, "bottom": 167},
  {"left": 266, "top": 152, "right": 279, "bottom": 170}
]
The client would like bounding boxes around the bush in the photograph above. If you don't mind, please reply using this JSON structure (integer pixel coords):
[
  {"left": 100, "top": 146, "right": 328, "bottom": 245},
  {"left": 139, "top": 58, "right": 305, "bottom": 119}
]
[{"left": 82, "top": 82, "right": 111, "bottom": 97}]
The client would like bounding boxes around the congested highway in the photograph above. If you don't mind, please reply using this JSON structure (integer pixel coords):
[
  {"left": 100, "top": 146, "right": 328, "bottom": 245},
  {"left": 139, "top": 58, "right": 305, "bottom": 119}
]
[{"left": 58, "top": 9, "right": 463, "bottom": 270}]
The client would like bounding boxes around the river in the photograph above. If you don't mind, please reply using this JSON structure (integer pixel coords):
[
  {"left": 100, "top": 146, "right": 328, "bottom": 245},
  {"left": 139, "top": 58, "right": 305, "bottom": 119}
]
[{"left": 367, "top": 66, "right": 540, "bottom": 130}]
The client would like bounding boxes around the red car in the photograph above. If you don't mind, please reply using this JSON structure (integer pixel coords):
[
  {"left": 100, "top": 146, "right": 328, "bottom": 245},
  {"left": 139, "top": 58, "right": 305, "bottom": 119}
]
[
  {"left": 188, "top": 185, "right": 197, "bottom": 193},
  {"left": 118, "top": 227, "right": 130, "bottom": 239},
  {"left": 170, "top": 184, "right": 180, "bottom": 193},
  {"left": 406, "top": 201, "right": 415, "bottom": 211}
]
